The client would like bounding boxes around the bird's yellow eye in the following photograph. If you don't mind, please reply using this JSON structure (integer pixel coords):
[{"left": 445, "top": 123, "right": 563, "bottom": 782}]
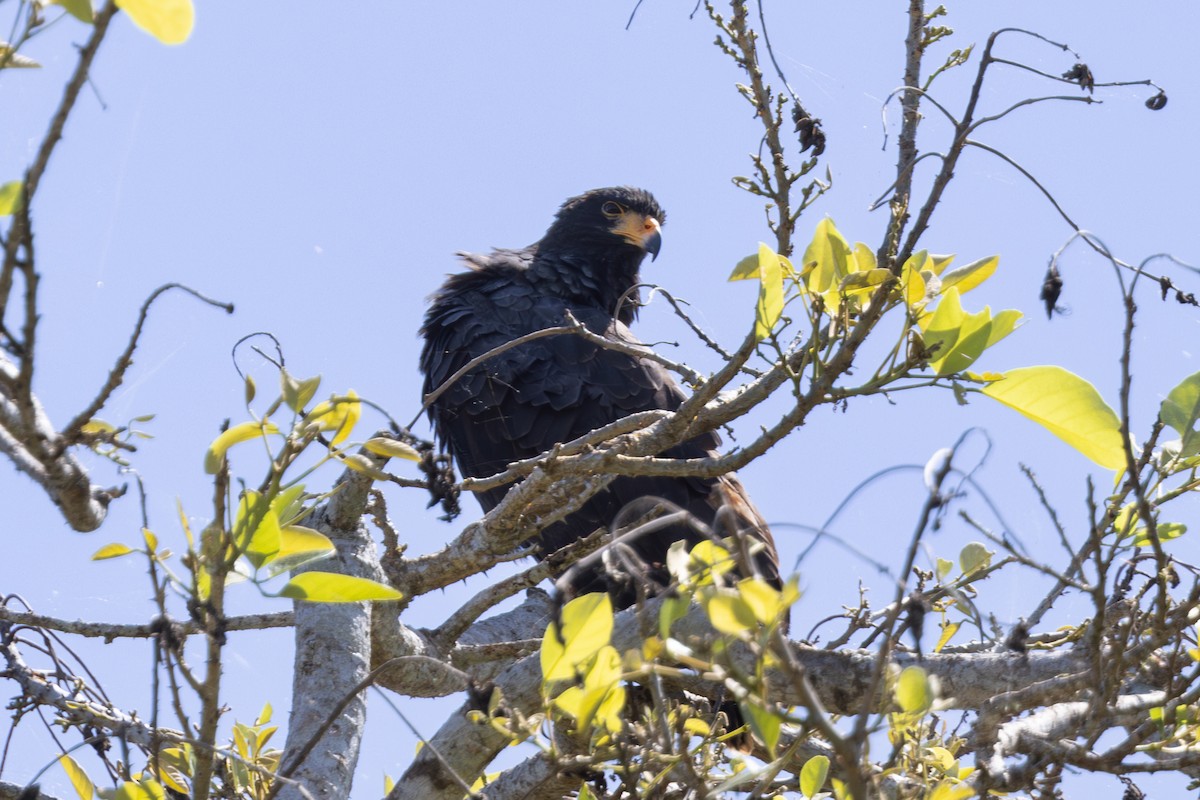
[{"left": 601, "top": 201, "right": 625, "bottom": 218}]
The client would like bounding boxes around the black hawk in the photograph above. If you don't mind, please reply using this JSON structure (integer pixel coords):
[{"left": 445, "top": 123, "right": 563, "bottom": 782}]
[{"left": 420, "top": 187, "right": 781, "bottom": 602}]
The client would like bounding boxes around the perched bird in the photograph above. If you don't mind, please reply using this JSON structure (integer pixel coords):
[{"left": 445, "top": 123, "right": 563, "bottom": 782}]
[{"left": 419, "top": 187, "right": 781, "bottom": 602}]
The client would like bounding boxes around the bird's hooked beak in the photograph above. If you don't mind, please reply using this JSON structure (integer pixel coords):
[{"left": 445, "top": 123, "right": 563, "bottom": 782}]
[{"left": 614, "top": 212, "right": 663, "bottom": 261}]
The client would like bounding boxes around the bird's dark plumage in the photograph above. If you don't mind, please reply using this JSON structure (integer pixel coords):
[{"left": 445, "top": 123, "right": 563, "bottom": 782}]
[{"left": 420, "top": 187, "right": 780, "bottom": 601}]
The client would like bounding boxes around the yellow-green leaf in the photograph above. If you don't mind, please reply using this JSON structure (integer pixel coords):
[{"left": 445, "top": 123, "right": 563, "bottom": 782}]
[
  {"left": 739, "top": 701, "right": 781, "bottom": 755},
  {"left": 738, "top": 577, "right": 784, "bottom": 625},
  {"left": 755, "top": 242, "right": 784, "bottom": 341},
  {"left": 683, "top": 717, "right": 711, "bottom": 737},
  {"left": 703, "top": 589, "right": 758, "bottom": 635},
  {"left": 81, "top": 419, "right": 116, "bottom": 435},
  {"left": 204, "top": 421, "right": 279, "bottom": 474},
  {"left": 363, "top": 437, "right": 422, "bottom": 461},
  {"left": 0, "top": 180, "right": 24, "bottom": 215},
  {"left": 542, "top": 593, "right": 613, "bottom": 682},
  {"left": 1161, "top": 369, "right": 1200, "bottom": 457},
  {"left": 263, "top": 526, "right": 336, "bottom": 577},
  {"left": 938, "top": 254, "right": 999, "bottom": 295},
  {"left": 688, "top": 540, "right": 734, "bottom": 582},
  {"left": 60, "top": 754, "right": 94, "bottom": 800},
  {"left": 282, "top": 371, "right": 321, "bottom": 413},
  {"left": 52, "top": 0, "right": 95, "bottom": 23},
  {"left": 92, "top": 542, "right": 135, "bottom": 560},
  {"left": 935, "top": 621, "right": 960, "bottom": 653},
  {"left": 728, "top": 252, "right": 760, "bottom": 281},
  {"left": 958, "top": 542, "right": 993, "bottom": 576},
  {"left": 1132, "top": 521, "right": 1187, "bottom": 548},
  {"left": 309, "top": 390, "right": 361, "bottom": 445},
  {"left": 800, "top": 754, "right": 830, "bottom": 799},
  {"left": 234, "top": 491, "right": 281, "bottom": 568},
  {"left": 142, "top": 528, "right": 158, "bottom": 553},
  {"left": 803, "top": 217, "right": 852, "bottom": 294},
  {"left": 981, "top": 366, "right": 1126, "bottom": 470},
  {"left": 113, "top": 779, "right": 166, "bottom": 800},
  {"left": 279, "top": 572, "right": 403, "bottom": 602},
  {"left": 896, "top": 665, "right": 932, "bottom": 713},
  {"left": 929, "top": 780, "right": 976, "bottom": 800},
  {"left": 114, "top": 0, "right": 194, "bottom": 45}
]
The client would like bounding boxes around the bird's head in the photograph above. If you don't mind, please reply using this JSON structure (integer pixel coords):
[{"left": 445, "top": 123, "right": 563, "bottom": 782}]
[
  {"left": 542, "top": 186, "right": 665, "bottom": 262},
  {"left": 530, "top": 187, "right": 666, "bottom": 320}
]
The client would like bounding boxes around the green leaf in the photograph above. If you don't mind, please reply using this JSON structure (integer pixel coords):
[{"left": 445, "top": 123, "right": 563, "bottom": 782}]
[
  {"left": 982, "top": 365, "right": 1126, "bottom": 470},
  {"left": 0, "top": 181, "right": 24, "bottom": 215},
  {"left": 739, "top": 701, "right": 781, "bottom": 756},
  {"left": 800, "top": 754, "right": 830, "bottom": 799},
  {"left": 114, "top": 0, "right": 194, "bottom": 45},
  {"left": 92, "top": 542, "right": 135, "bottom": 560},
  {"left": 282, "top": 371, "right": 321, "bottom": 413},
  {"left": 363, "top": 437, "right": 422, "bottom": 461},
  {"left": 896, "top": 665, "right": 932, "bottom": 713},
  {"left": 553, "top": 645, "right": 625, "bottom": 732},
  {"left": 1161, "top": 369, "right": 1200, "bottom": 457},
  {"left": 51, "top": 0, "right": 95, "bottom": 23},
  {"left": 541, "top": 593, "right": 613, "bottom": 682},
  {"left": 958, "top": 542, "right": 993, "bottom": 576},
  {"left": 278, "top": 572, "right": 404, "bottom": 602},
  {"left": 1133, "top": 521, "right": 1187, "bottom": 548},
  {"left": 922, "top": 288, "right": 1021, "bottom": 376},
  {"left": 59, "top": 754, "right": 94, "bottom": 800},
  {"left": 754, "top": 242, "right": 784, "bottom": 341},
  {"left": 203, "top": 421, "right": 279, "bottom": 474}
]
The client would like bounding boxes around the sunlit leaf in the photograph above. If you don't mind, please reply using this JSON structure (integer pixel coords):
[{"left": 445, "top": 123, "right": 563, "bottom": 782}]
[
  {"left": 60, "top": 754, "right": 94, "bottom": 800},
  {"left": 92, "top": 542, "right": 135, "bottom": 560},
  {"left": 683, "top": 717, "right": 711, "bottom": 737},
  {"left": 279, "top": 571, "right": 403, "bottom": 602},
  {"left": 81, "top": 419, "right": 116, "bottom": 435},
  {"left": 541, "top": 593, "right": 613, "bottom": 682},
  {"left": 1132, "top": 521, "right": 1187, "bottom": 548},
  {"left": 938, "top": 254, "right": 999, "bottom": 295},
  {"left": 896, "top": 665, "right": 932, "bottom": 713},
  {"left": 282, "top": 371, "right": 321, "bottom": 413},
  {"left": 308, "top": 390, "right": 361, "bottom": 445},
  {"left": 688, "top": 540, "right": 734, "bottom": 582},
  {"left": 363, "top": 436, "right": 422, "bottom": 461},
  {"left": 262, "top": 526, "right": 335, "bottom": 578},
  {"left": 0, "top": 180, "right": 24, "bottom": 215},
  {"left": 1161, "top": 369, "right": 1200, "bottom": 457},
  {"left": 114, "top": 0, "right": 194, "bottom": 45},
  {"left": 958, "top": 542, "right": 993, "bottom": 576},
  {"left": 728, "top": 252, "right": 760, "bottom": 281},
  {"left": 142, "top": 528, "right": 158, "bottom": 553},
  {"left": 113, "top": 779, "right": 166, "bottom": 800},
  {"left": 935, "top": 621, "right": 960, "bottom": 653},
  {"left": 204, "top": 421, "right": 279, "bottom": 474},
  {"left": 803, "top": 217, "right": 852, "bottom": 294},
  {"left": 981, "top": 366, "right": 1125, "bottom": 470},
  {"left": 755, "top": 242, "right": 784, "bottom": 341},
  {"left": 738, "top": 577, "right": 784, "bottom": 625},
  {"left": 234, "top": 491, "right": 281, "bottom": 568},
  {"left": 703, "top": 589, "right": 758, "bottom": 635},
  {"left": 929, "top": 780, "right": 976, "bottom": 800},
  {"left": 800, "top": 754, "right": 830, "bottom": 799}
]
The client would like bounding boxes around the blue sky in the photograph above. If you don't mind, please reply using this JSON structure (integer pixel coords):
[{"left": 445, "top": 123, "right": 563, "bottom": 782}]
[{"left": 3, "top": 1, "right": 1198, "bottom": 795}]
